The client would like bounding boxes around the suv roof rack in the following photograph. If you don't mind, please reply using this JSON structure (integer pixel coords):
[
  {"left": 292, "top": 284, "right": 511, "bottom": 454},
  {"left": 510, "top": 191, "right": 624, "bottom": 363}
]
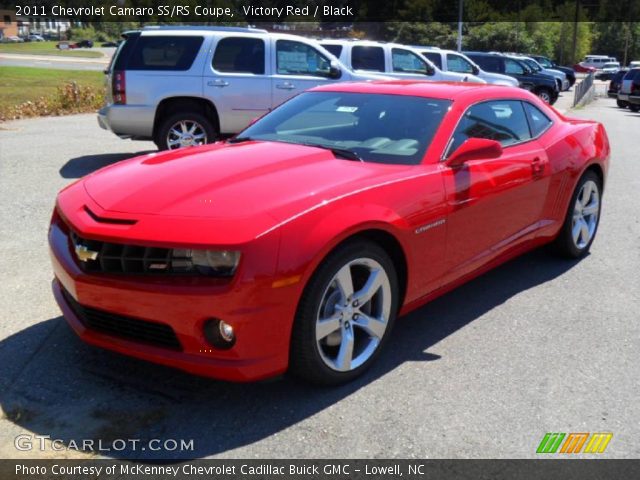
[{"left": 141, "top": 25, "right": 268, "bottom": 33}]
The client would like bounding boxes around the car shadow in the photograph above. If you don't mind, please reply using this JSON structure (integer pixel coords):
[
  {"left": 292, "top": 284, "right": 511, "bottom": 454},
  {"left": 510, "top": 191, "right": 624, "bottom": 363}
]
[
  {"left": 59, "top": 152, "right": 155, "bottom": 178},
  {"left": 0, "top": 248, "right": 582, "bottom": 460}
]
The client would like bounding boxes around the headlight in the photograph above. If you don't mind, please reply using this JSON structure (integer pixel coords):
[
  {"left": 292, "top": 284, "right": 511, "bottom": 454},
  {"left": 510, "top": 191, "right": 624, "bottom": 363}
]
[{"left": 170, "top": 249, "right": 241, "bottom": 276}]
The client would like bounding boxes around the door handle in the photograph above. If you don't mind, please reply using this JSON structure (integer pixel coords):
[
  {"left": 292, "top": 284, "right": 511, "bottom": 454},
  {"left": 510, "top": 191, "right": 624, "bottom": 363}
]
[
  {"left": 207, "top": 80, "right": 229, "bottom": 87},
  {"left": 531, "top": 157, "right": 545, "bottom": 176},
  {"left": 276, "top": 82, "right": 296, "bottom": 90}
]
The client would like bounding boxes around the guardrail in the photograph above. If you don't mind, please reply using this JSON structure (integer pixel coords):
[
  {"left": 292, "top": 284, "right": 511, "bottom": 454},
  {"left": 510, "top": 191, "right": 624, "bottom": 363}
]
[{"left": 573, "top": 72, "right": 595, "bottom": 107}]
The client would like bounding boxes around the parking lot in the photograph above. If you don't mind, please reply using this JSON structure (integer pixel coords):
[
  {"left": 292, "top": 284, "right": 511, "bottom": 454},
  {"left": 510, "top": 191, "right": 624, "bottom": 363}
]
[{"left": 0, "top": 96, "right": 638, "bottom": 459}]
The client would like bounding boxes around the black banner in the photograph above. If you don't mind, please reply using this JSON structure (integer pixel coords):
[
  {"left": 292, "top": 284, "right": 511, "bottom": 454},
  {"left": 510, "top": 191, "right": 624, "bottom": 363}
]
[
  {"left": 2, "top": 460, "right": 640, "bottom": 480},
  {"left": 2, "top": 1, "right": 640, "bottom": 23}
]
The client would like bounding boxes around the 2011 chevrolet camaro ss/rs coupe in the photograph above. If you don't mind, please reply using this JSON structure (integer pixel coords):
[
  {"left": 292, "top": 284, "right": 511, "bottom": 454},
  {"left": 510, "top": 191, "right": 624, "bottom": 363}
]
[{"left": 49, "top": 81, "right": 610, "bottom": 385}]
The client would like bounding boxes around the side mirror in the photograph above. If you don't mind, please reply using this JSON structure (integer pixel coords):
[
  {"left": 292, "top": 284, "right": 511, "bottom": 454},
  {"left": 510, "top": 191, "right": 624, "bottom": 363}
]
[
  {"left": 328, "top": 61, "right": 342, "bottom": 79},
  {"left": 472, "top": 65, "right": 480, "bottom": 75},
  {"left": 426, "top": 65, "right": 435, "bottom": 76},
  {"left": 446, "top": 138, "right": 503, "bottom": 168}
]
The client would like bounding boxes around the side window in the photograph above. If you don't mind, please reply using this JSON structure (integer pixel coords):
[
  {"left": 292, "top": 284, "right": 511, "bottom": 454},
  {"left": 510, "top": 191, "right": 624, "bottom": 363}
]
[
  {"left": 212, "top": 37, "right": 265, "bottom": 74},
  {"left": 447, "top": 53, "right": 474, "bottom": 74},
  {"left": 470, "top": 55, "right": 501, "bottom": 73},
  {"left": 351, "top": 46, "right": 385, "bottom": 72},
  {"left": 392, "top": 48, "right": 428, "bottom": 74},
  {"left": 276, "top": 40, "right": 331, "bottom": 77},
  {"left": 321, "top": 44, "right": 343, "bottom": 58},
  {"left": 421, "top": 51, "right": 442, "bottom": 69},
  {"left": 523, "top": 102, "right": 553, "bottom": 137},
  {"left": 127, "top": 36, "right": 204, "bottom": 71},
  {"left": 504, "top": 58, "right": 525, "bottom": 75},
  {"left": 448, "top": 100, "right": 532, "bottom": 156}
]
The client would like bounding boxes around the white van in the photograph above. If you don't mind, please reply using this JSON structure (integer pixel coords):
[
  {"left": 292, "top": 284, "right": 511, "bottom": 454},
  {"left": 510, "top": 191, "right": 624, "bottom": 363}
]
[
  {"left": 581, "top": 55, "right": 617, "bottom": 69},
  {"left": 319, "top": 39, "right": 485, "bottom": 83},
  {"left": 414, "top": 46, "right": 518, "bottom": 86}
]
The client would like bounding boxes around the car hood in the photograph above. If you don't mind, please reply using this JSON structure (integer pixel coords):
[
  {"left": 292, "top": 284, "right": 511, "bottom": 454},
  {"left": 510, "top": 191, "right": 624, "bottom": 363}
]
[
  {"left": 480, "top": 71, "right": 519, "bottom": 86},
  {"left": 83, "top": 141, "right": 406, "bottom": 223}
]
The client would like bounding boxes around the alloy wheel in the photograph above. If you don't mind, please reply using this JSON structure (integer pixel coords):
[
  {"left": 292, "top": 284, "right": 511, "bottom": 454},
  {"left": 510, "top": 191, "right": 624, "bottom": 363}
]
[
  {"left": 315, "top": 258, "right": 392, "bottom": 372},
  {"left": 572, "top": 179, "right": 600, "bottom": 249},
  {"left": 166, "top": 120, "right": 207, "bottom": 149}
]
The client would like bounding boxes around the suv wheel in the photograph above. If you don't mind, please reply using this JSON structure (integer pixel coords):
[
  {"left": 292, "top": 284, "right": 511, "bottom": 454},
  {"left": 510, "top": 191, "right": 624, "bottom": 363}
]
[
  {"left": 616, "top": 99, "right": 628, "bottom": 108},
  {"left": 535, "top": 88, "right": 553, "bottom": 104},
  {"left": 156, "top": 112, "right": 217, "bottom": 151},
  {"left": 630, "top": 104, "right": 640, "bottom": 113}
]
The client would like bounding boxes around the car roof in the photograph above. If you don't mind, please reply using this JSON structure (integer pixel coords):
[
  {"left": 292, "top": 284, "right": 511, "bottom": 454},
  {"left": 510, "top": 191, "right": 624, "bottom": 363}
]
[{"left": 309, "top": 80, "right": 530, "bottom": 101}]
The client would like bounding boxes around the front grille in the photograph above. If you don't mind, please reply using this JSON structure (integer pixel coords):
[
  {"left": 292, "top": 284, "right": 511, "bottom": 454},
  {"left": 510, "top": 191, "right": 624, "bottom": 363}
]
[
  {"left": 62, "top": 288, "right": 182, "bottom": 351},
  {"left": 69, "top": 231, "right": 195, "bottom": 275}
]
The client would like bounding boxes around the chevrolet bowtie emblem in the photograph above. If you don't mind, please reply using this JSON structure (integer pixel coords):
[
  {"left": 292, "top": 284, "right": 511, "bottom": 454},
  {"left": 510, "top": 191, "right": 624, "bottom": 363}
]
[{"left": 75, "top": 244, "right": 99, "bottom": 262}]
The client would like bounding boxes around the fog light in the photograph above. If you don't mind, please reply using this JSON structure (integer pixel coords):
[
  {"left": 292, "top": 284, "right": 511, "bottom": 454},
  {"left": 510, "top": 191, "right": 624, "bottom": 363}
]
[
  {"left": 203, "top": 318, "right": 235, "bottom": 349},
  {"left": 219, "top": 321, "right": 234, "bottom": 343}
]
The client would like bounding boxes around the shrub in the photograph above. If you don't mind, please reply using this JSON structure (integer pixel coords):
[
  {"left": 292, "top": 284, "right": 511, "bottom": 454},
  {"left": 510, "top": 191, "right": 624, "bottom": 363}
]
[{"left": 0, "top": 81, "right": 104, "bottom": 121}]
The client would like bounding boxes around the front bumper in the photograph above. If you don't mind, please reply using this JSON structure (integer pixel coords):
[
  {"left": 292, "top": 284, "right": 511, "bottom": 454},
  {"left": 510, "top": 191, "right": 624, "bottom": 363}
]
[{"left": 49, "top": 217, "right": 294, "bottom": 382}]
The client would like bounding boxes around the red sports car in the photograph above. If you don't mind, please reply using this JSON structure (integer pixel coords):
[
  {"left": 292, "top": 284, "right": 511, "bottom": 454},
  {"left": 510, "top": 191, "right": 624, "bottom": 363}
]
[{"left": 49, "top": 82, "right": 609, "bottom": 385}]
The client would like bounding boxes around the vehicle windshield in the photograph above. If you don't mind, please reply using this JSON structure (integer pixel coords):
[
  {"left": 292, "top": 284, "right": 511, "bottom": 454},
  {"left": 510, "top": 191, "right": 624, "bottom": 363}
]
[
  {"left": 235, "top": 92, "right": 451, "bottom": 165},
  {"left": 537, "top": 57, "right": 553, "bottom": 68},
  {"left": 524, "top": 59, "right": 542, "bottom": 71}
]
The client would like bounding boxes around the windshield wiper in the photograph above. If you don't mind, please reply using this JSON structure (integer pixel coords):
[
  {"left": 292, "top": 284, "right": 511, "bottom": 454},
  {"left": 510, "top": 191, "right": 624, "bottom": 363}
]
[
  {"left": 227, "top": 136, "right": 253, "bottom": 144},
  {"left": 301, "top": 143, "right": 363, "bottom": 162}
]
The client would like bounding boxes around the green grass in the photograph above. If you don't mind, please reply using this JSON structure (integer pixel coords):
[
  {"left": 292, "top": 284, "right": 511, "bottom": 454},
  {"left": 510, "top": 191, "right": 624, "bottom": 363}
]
[
  {"left": 0, "top": 66, "right": 104, "bottom": 115},
  {"left": 0, "top": 41, "right": 103, "bottom": 58}
]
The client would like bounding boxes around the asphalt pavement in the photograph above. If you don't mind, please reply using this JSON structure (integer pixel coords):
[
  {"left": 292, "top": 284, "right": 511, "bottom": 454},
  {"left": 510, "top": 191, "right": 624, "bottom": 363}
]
[{"left": 0, "top": 98, "right": 638, "bottom": 459}]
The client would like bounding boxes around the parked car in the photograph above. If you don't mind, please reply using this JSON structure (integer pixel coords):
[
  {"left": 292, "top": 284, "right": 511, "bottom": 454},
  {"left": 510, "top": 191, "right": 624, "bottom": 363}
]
[
  {"left": 506, "top": 54, "right": 569, "bottom": 91},
  {"left": 75, "top": 39, "right": 94, "bottom": 48},
  {"left": 580, "top": 55, "right": 617, "bottom": 69},
  {"left": 56, "top": 41, "right": 73, "bottom": 50},
  {"left": 618, "top": 67, "right": 640, "bottom": 112},
  {"left": 413, "top": 46, "right": 518, "bottom": 86},
  {"left": 319, "top": 39, "right": 485, "bottom": 83},
  {"left": 27, "top": 34, "right": 45, "bottom": 42},
  {"left": 596, "top": 62, "right": 621, "bottom": 80},
  {"left": 464, "top": 51, "right": 559, "bottom": 104},
  {"left": 50, "top": 81, "right": 610, "bottom": 384},
  {"left": 629, "top": 61, "right": 640, "bottom": 68},
  {"left": 608, "top": 68, "right": 628, "bottom": 107},
  {"left": 99, "top": 27, "right": 389, "bottom": 151},
  {"left": 3, "top": 35, "right": 24, "bottom": 43},
  {"left": 573, "top": 63, "right": 597, "bottom": 73},
  {"left": 101, "top": 41, "right": 119, "bottom": 47},
  {"left": 528, "top": 55, "right": 576, "bottom": 87}
]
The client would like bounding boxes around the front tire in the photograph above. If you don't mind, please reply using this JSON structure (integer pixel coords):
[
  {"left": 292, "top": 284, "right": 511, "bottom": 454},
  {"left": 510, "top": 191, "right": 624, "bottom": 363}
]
[
  {"left": 535, "top": 88, "right": 553, "bottom": 104},
  {"left": 616, "top": 99, "right": 628, "bottom": 108},
  {"left": 552, "top": 171, "right": 602, "bottom": 258},
  {"left": 155, "top": 112, "right": 216, "bottom": 151},
  {"left": 289, "top": 240, "right": 399, "bottom": 385},
  {"left": 630, "top": 104, "right": 640, "bottom": 113}
]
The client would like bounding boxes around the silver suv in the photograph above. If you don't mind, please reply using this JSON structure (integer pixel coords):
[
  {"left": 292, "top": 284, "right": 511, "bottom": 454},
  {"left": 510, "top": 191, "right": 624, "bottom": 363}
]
[{"left": 99, "top": 26, "right": 386, "bottom": 150}]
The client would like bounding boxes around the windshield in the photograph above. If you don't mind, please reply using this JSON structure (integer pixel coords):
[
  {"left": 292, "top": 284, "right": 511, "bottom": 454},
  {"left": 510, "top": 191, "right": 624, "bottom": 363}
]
[
  {"left": 537, "top": 57, "right": 552, "bottom": 68},
  {"left": 524, "top": 59, "right": 541, "bottom": 71},
  {"left": 236, "top": 92, "right": 451, "bottom": 165}
]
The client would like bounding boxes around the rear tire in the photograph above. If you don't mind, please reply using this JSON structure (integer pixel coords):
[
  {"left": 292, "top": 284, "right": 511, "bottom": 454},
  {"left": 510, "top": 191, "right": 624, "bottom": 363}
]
[
  {"left": 616, "top": 99, "right": 628, "bottom": 108},
  {"left": 155, "top": 111, "right": 217, "bottom": 151},
  {"left": 630, "top": 104, "right": 640, "bottom": 113},
  {"left": 289, "top": 240, "right": 399, "bottom": 385},
  {"left": 552, "top": 171, "right": 602, "bottom": 259}
]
